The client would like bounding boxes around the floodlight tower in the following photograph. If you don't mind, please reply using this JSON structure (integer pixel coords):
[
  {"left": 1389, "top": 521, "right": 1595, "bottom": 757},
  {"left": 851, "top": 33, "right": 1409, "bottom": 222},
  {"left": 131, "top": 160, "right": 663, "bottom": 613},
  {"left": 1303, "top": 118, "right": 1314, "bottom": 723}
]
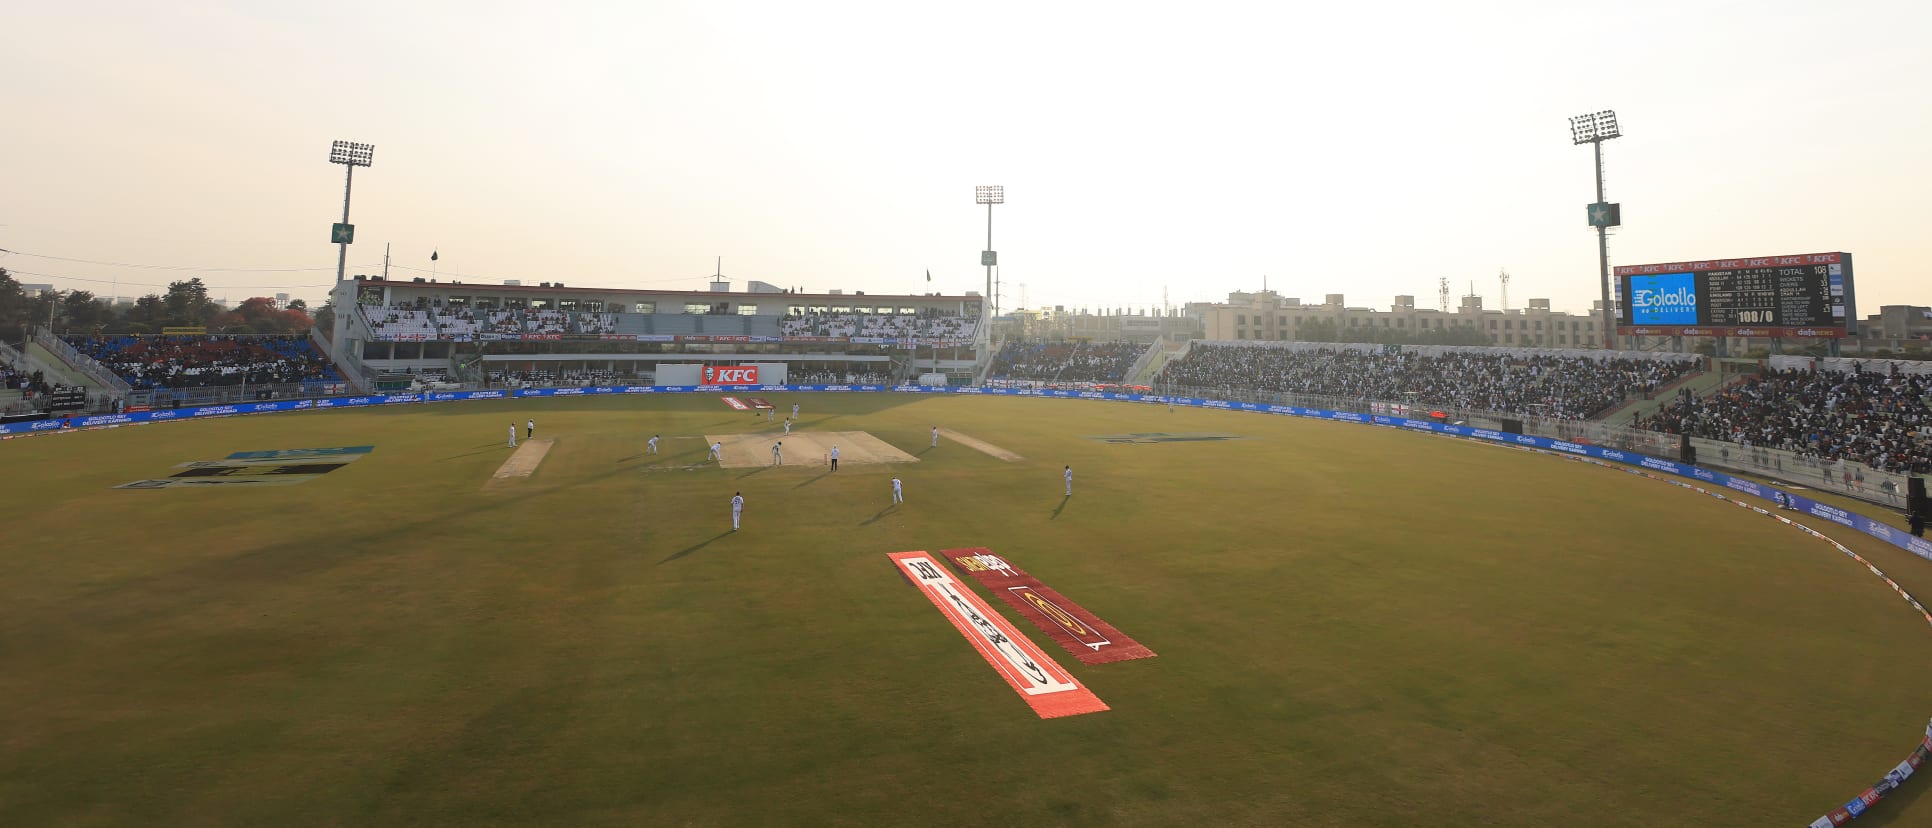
[
  {"left": 1569, "top": 110, "right": 1621, "bottom": 350},
  {"left": 976, "top": 185, "right": 1003, "bottom": 321},
  {"left": 328, "top": 140, "right": 375, "bottom": 286}
]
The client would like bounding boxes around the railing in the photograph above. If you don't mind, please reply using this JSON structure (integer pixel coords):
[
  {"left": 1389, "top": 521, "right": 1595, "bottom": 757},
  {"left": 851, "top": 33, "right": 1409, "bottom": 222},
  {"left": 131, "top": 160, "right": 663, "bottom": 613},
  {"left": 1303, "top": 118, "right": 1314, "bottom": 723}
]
[
  {"left": 0, "top": 337, "right": 26, "bottom": 371},
  {"left": 124, "top": 381, "right": 354, "bottom": 410},
  {"left": 1123, "top": 336, "right": 1166, "bottom": 386},
  {"left": 325, "top": 329, "right": 376, "bottom": 394},
  {"left": 1457, "top": 411, "right": 1923, "bottom": 511},
  {"left": 34, "top": 327, "right": 131, "bottom": 395}
]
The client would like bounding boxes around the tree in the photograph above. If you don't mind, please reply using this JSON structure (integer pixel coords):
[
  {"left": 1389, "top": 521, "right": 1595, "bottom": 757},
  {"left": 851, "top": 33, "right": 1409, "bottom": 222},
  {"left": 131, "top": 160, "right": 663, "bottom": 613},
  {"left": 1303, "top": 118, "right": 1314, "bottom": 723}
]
[
  {"left": 0, "top": 268, "right": 34, "bottom": 344},
  {"left": 1296, "top": 318, "right": 1339, "bottom": 343},
  {"left": 286, "top": 298, "right": 307, "bottom": 311},
  {"left": 314, "top": 296, "right": 335, "bottom": 333},
  {"left": 61, "top": 290, "right": 111, "bottom": 331},
  {"left": 209, "top": 296, "right": 315, "bottom": 336},
  {"left": 124, "top": 294, "right": 167, "bottom": 331},
  {"left": 163, "top": 278, "right": 221, "bottom": 326}
]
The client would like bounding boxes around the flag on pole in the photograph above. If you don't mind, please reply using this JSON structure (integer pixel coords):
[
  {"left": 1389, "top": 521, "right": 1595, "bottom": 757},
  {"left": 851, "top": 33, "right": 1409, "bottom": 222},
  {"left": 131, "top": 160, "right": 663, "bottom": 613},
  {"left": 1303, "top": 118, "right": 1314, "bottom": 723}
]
[
  {"left": 926, "top": 269, "right": 931, "bottom": 282},
  {"left": 431, "top": 250, "right": 439, "bottom": 262}
]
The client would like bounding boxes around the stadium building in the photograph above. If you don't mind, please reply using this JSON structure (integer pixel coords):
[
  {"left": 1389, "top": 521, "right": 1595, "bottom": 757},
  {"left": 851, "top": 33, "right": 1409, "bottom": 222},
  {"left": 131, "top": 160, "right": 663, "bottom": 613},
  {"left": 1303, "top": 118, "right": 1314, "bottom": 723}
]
[
  {"left": 1185, "top": 289, "right": 1611, "bottom": 348},
  {"left": 328, "top": 275, "right": 985, "bottom": 390}
]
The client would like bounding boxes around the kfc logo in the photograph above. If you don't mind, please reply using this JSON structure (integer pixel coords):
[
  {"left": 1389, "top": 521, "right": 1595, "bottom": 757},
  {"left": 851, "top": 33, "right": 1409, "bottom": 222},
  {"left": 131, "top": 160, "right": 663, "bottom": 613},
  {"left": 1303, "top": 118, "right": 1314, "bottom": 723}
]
[{"left": 703, "top": 366, "right": 759, "bottom": 384}]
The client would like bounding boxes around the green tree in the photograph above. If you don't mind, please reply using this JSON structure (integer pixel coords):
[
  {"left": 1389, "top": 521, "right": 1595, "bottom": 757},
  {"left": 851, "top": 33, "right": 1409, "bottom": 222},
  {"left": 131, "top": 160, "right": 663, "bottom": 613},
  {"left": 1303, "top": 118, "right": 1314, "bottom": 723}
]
[
  {"left": 163, "top": 278, "right": 221, "bottom": 326},
  {"left": 0, "top": 268, "right": 34, "bottom": 344},
  {"left": 123, "top": 294, "right": 167, "bottom": 331},
  {"left": 1296, "top": 317, "right": 1339, "bottom": 343},
  {"left": 60, "top": 289, "right": 111, "bottom": 331}
]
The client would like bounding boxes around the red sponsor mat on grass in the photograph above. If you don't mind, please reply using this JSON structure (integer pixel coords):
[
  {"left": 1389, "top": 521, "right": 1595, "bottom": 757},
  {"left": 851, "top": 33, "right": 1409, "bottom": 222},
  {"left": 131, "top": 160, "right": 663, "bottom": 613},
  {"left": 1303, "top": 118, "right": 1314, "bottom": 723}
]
[
  {"left": 888, "top": 551, "right": 1108, "bottom": 719},
  {"left": 720, "top": 396, "right": 750, "bottom": 410},
  {"left": 942, "top": 547, "right": 1156, "bottom": 665},
  {"left": 746, "top": 396, "right": 775, "bottom": 410}
]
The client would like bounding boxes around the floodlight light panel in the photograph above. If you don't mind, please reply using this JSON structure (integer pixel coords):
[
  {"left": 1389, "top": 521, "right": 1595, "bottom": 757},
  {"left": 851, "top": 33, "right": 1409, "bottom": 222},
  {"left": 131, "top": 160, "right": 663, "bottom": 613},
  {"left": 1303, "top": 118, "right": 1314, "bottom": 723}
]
[
  {"left": 1596, "top": 110, "right": 1621, "bottom": 140},
  {"left": 975, "top": 185, "right": 1004, "bottom": 204},
  {"left": 330, "top": 140, "right": 376, "bottom": 166},
  {"left": 1568, "top": 112, "right": 1597, "bottom": 144}
]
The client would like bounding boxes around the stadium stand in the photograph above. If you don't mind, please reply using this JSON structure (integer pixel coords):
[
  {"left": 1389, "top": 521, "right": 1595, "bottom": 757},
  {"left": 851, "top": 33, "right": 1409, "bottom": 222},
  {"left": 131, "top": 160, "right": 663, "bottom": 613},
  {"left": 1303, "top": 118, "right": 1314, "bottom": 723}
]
[
  {"left": 65, "top": 335, "right": 341, "bottom": 390},
  {"left": 1155, "top": 342, "right": 1697, "bottom": 420},
  {"left": 780, "top": 311, "right": 978, "bottom": 343},
  {"left": 364, "top": 307, "right": 437, "bottom": 340},
  {"left": 487, "top": 368, "right": 638, "bottom": 387},
  {"left": 989, "top": 340, "right": 1149, "bottom": 385},
  {"left": 1637, "top": 367, "right": 1932, "bottom": 475},
  {"left": 793, "top": 367, "right": 894, "bottom": 385}
]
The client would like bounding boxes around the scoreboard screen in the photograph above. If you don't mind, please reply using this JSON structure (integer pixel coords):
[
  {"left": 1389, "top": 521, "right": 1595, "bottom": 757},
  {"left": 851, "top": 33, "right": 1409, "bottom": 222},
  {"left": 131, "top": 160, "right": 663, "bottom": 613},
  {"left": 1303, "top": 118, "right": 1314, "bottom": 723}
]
[{"left": 1615, "top": 251, "right": 1854, "bottom": 338}]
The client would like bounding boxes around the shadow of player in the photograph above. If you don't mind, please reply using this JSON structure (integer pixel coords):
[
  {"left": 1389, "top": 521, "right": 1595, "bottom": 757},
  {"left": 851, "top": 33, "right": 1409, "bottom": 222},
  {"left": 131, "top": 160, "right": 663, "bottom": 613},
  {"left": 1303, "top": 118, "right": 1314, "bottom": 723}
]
[
  {"left": 441, "top": 445, "right": 506, "bottom": 461},
  {"left": 795, "top": 471, "right": 832, "bottom": 489},
  {"left": 859, "top": 505, "right": 897, "bottom": 526},
  {"left": 660, "top": 531, "right": 732, "bottom": 564},
  {"left": 1051, "top": 495, "right": 1070, "bottom": 520},
  {"left": 737, "top": 466, "right": 774, "bottom": 479}
]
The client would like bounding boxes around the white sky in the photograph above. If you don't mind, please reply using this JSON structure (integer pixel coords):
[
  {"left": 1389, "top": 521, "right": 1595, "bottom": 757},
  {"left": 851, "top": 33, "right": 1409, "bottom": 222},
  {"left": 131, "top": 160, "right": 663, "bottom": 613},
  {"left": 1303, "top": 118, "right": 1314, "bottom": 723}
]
[{"left": 2, "top": 1, "right": 1927, "bottom": 316}]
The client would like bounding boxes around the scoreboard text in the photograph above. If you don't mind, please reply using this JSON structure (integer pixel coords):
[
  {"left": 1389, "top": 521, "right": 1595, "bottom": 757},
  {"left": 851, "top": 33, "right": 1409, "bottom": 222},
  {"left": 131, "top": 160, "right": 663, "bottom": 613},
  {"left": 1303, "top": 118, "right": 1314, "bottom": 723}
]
[{"left": 1615, "top": 252, "right": 1854, "bottom": 338}]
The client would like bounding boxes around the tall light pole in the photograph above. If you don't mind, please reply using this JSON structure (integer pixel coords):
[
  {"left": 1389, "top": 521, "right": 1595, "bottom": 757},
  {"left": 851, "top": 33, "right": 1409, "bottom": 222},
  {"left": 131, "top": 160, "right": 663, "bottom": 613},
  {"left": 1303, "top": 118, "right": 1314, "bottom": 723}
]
[
  {"left": 976, "top": 185, "right": 1003, "bottom": 323},
  {"left": 1569, "top": 111, "right": 1621, "bottom": 350},
  {"left": 328, "top": 140, "right": 375, "bottom": 287}
]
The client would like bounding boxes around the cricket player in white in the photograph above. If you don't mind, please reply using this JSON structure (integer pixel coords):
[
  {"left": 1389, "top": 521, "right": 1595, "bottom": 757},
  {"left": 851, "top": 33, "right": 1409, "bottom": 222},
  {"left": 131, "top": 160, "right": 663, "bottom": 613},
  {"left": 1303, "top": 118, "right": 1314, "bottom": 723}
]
[
  {"left": 784, "top": 419, "right": 792, "bottom": 435},
  {"left": 891, "top": 477, "right": 903, "bottom": 503},
  {"left": 1064, "top": 465, "right": 1073, "bottom": 496},
  {"left": 647, "top": 434, "right": 660, "bottom": 455},
  {"left": 791, "top": 403, "right": 800, "bottom": 419},
  {"left": 771, "top": 441, "right": 783, "bottom": 465},
  {"left": 526, "top": 419, "right": 535, "bottom": 439},
  {"left": 508, "top": 424, "right": 518, "bottom": 448},
  {"left": 731, "top": 492, "right": 744, "bottom": 531},
  {"left": 708, "top": 441, "right": 723, "bottom": 462},
  {"left": 931, "top": 426, "right": 939, "bottom": 448},
  {"left": 829, "top": 445, "right": 840, "bottom": 471}
]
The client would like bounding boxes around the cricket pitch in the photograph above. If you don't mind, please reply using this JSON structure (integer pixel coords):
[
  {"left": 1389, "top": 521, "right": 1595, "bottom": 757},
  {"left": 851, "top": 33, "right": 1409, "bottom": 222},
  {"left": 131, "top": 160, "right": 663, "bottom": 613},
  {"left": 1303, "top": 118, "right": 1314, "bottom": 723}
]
[{"left": 707, "top": 430, "right": 917, "bottom": 468}]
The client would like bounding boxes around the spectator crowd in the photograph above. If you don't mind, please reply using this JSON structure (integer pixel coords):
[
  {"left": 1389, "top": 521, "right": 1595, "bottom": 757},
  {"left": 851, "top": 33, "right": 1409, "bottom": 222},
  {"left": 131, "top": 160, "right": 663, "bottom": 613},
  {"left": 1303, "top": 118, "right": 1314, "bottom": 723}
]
[
  {"left": 990, "top": 341, "right": 1148, "bottom": 384},
  {"left": 1156, "top": 344, "right": 1697, "bottom": 420},
  {"left": 780, "top": 311, "right": 979, "bottom": 344},
  {"left": 1637, "top": 366, "right": 1931, "bottom": 475},
  {"left": 66, "top": 335, "right": 341, "bottom": 390},
  {"left": 487, "top": 368, "right": 636, "bottom": 387}
]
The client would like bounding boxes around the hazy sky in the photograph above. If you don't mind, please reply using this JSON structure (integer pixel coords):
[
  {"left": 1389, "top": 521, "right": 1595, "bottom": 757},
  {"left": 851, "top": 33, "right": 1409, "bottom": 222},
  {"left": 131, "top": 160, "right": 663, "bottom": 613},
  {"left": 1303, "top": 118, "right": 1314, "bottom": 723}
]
[{"left": 3, "top": 1, "right": 1927, "bottom": 317}]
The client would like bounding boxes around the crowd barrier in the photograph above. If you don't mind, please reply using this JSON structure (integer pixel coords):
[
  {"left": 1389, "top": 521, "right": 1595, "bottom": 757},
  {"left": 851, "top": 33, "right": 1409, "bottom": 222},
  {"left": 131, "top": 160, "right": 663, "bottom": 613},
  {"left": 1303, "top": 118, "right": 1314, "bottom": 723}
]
[{"left": 4, "top": 382, "right": 1928, "bottom": 821}]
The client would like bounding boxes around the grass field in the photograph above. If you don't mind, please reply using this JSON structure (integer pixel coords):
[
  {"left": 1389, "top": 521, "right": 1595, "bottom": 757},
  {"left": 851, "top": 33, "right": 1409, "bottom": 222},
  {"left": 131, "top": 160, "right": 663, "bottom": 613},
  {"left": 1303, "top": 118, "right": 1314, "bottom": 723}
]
[{"left": 2, "top": 392, "right": 1930, "bottom": 826}]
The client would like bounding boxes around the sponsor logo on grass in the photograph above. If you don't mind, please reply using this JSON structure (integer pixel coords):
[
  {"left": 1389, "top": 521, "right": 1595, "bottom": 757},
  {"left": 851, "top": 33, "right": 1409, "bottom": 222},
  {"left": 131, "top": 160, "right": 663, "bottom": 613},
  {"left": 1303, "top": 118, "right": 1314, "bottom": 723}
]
[
  {"left": 1011, "top": 587, "right": 1110, "bottom": 651},
  {"left": 941, "top": 547, "right": 1156, "bottom": 666},
  {"left": 888, "top": 551, "right": 1106, "bottom": 719},
  {"left": 118, "top": 446, "right": 372, "bottom": 489}
]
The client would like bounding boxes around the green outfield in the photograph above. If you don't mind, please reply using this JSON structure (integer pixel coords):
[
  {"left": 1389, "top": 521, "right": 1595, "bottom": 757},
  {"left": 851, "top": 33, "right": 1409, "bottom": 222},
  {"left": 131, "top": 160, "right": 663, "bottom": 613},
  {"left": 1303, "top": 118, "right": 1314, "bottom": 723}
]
[{"left": 2, "top": 393, "right": 1928, "bottom": 826}]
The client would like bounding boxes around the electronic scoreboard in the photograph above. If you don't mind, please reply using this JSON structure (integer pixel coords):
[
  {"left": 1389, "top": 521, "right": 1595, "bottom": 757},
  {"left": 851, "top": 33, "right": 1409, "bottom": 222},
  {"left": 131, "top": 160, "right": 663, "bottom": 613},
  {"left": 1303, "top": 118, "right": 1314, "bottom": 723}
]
[{"left": 1615, "top": 251, "right": 1854, "bottom": 338}]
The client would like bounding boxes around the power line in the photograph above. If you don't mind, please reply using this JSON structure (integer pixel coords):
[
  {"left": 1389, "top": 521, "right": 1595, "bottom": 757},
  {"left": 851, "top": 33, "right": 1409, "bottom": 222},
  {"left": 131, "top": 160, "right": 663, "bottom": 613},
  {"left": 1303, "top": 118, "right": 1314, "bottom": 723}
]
[
  {"left": 0, "top": 267, "right": 343, "bottom": 291},
  {"left": 0, "top": 248, "right": 345, "bottom": 273}
]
